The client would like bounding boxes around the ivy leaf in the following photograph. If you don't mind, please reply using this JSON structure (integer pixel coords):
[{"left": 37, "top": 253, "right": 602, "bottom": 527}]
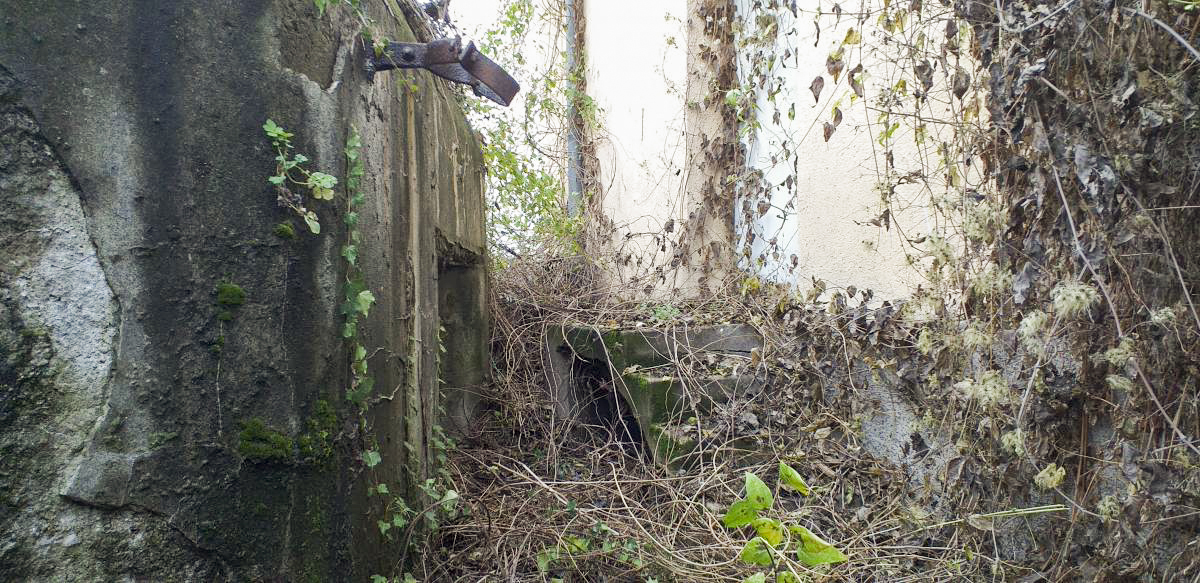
[
  {"left": 312, "top": 186, "right": 334, "bottom": 201},
  {"left": 789, "top": 524, "right": 848, "bottom": 566},
  {"left": 310, "top": 171, "right": 338, "bottom": 189},
  {"left": 355, "top": 290, "right": 376, "bottom": 317},
  {"left": 779, "top": 463, "right": 811, "bottom": 495},
  {"left": 370, "top": 576, "right": 387, "bottom": 583},
  {"left": 268, "top": 175, "right": 286, "bottom": 185},
  {"left": 345, "top": 130, "right": 362, "bottom": 160},
  {"left": 377, "top": 519, "right": 391, "bottom": 536},
  {"left": 263, "top": 119, "right": 293, "bottom": 141},
  {"left": 363, "top": 449, "right": 382, "bottom": 468},
  {"left": 740, "top": 537, "right": 773, "bottom": 566},
  {"left": 743, "top": 574, "right": 766, "bottom": 583},
  {"left": 342, "top": 244, "right": 358, "bottom": 266},
  {"left": 303, "top": 210, "right": 320, "bottom": 234},
  {"left": 376, "top": 482, "right": 390, "bottom": 495},
  {"left": 752, "top": 517, "right": 785, "bottom": 547},
  {"left": 842, "top": 27, "right": 861, "bottom": 45}
]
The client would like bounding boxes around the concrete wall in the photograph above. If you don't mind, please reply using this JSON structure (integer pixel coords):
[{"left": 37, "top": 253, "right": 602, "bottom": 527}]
[{"left": 0, "top": 1, "right": 486, "bottom": 580}]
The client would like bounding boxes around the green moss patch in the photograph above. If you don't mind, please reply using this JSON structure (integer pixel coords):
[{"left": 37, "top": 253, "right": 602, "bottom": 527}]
[{"left": 237, "top": 418, "right": 293, "bottom": 463}]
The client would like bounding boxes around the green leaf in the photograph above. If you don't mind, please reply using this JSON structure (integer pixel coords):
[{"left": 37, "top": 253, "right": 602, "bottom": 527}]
[
  {"left": 377, "top": 519, "right": 391, "bottom": 535},
  {"left": 743, "top": 574, "right": 767, "bottom": 583},
  {"left": 342, "top": 320, "right": 357, "bottom": 338},
  {"left": 263, "top": 119, "right": 293, "bottom": 141},
  {"left": 311, "top": 186, "right": 334, "bottom": 201},
  {"left": 391, "top": 512, "right": 408, "bottom": 529},
  {"left": 311, "top": 171, "right": 337, "bottom": 188},
  {"left": 363, "top": 449, "right": 382, "bottom": 468},
  {"left": 355, "top": 290, "right": 376, "bottom": 317},
  {"left": 740, "top": 537, "right": 773, "bottom": 566},
  {"left": 370, "top": 576, "right": 388, "bottom": 583},
  {"left": 293, "top": 153, "right": 308, "bottom": 164},
  {"left": 776, "top": 572, "right": 801, "bottom": 583},
  {"left": 723, "top": 498, "right": 760, "bottom": 528},
  {"left": 536, "top": 547, "right": 559, "bottom": 572},
  {"left": 342, "top": 244, "right": 358, "bottom": 265},
  {"left": 345, "top": 131, "right": 362, "bottom": 159},
  {"left": 745, "top": 472, "right": 773, "bottom": 511},
  {"left": 267, "top": 175, "right": 286, "bottom": 185},
  {"left": 752, "top": 517, "right": 784, "bottom": 547},
  {"left": 403, "top": 575, "right": 418, "bottom": 583},
  {"left": 843, "top": 27, "right": 862, "bottom": 45},
  {"left": 376, "top": 482, "right": 389, "bottom": 495},
  {"left": 789, "top": 524, "right": 848, "bottom": 566},
  {"left": 346, "top": 375, "right": 374, "bottom": 405},
  {"left": 779, "top": 463, "right": 811, "bottom": 496},
  {"left": 303, "top": 210, "right": 320, "bottom": 234},
  {"left": 439, "top": 489, "right": 459, "bottom": 511},
  {"left": 562, "top": 535, "right": 589, "bottom": 553}
]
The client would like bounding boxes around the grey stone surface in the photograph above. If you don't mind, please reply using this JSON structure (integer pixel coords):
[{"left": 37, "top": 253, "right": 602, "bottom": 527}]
[{"left": 0, "top": 1, "right": 487, "bottom": 580}]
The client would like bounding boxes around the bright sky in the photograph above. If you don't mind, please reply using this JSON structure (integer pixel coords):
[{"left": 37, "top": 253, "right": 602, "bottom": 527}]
[{"left": 446, "top": 0, "right": 498, "bottom": 40}]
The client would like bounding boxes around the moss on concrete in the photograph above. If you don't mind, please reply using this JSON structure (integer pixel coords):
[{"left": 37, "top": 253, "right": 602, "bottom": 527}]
[
  {"left": 237, "top": 418, "right": 293, "bottom": 463},
  {"left": 273, "top": 221, "right": 297, "bottom": 240},
  {"left": 216, "top": 282, "right": 246, "bottom": 307},
  {"left": 297, "top": 399, "right": 337, "bottom": 464}
]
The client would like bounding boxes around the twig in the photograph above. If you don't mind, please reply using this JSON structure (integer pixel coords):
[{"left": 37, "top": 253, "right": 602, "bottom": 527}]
[{"left": 1122, "top": 7, "right": 1200, "bottom": 63}]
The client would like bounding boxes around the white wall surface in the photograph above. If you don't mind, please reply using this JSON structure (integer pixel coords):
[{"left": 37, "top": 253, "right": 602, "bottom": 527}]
[
  {"left": 583, "top": 0, "right": 694, "bottom": 290},
  {"left": 731, "top": 0, "right": 936, "bottom": 300}
]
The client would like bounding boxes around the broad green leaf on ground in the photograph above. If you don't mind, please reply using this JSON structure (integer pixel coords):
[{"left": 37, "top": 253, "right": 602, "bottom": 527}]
[
  {"left": 789, "top": 524, "right": 848, "bottom": 566},
  {"left": 745, "top": 472, "right": 773, "bottom": 511},
  {"left": 723, "top": 498, "right": 760, "bottom": 528},
  {"left": 752, "top": 517, "right": 784, "bottom": 547},
  {"left": 779, "top": 463, "right": 811, "bottom": 495},
  {"left": 743, "top": 574, "right": 766, "bottom": 583},
  {"left": 740, "top": 536, "right": 773, "bottom": 566}
]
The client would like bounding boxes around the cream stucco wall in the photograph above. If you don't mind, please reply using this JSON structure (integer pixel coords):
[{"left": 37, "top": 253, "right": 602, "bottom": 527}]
[
  {"left": 730, "top": 0, "right": 937, "bottom": 300},
  {"left": 581, "top": 0, "right": 970, "bottom": 300},
  {"left": 583, "top": 0, "right": 697, "bottom": 292}
]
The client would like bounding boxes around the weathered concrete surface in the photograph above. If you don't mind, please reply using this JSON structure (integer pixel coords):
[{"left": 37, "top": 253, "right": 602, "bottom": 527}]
[
  {"left": 0, "top": 1, "right": 486, "bottom": 580},
  {"left": 547, "top": 324, "right": 764, "bottom": 465}
]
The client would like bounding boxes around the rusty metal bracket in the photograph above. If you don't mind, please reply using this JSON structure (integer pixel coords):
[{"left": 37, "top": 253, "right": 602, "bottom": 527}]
[{"left": 365, "top": 37, "right": 520, "bottom": 107}]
